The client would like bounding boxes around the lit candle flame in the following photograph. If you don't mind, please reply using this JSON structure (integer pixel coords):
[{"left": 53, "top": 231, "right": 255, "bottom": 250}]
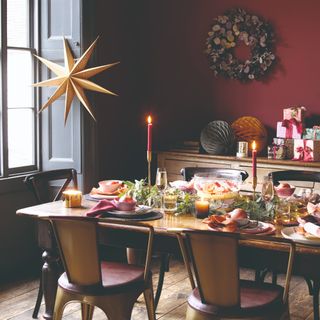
[
  {"left": 147, "top": 115, "right": 152, "bottom": 124},
  {"left": 252, "top": 141, "right": 256, "bottom": 150}
]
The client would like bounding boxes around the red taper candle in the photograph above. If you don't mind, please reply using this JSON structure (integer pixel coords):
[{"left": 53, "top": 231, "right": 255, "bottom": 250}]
[
  {"left": 252, "top": 141, "right": 257, "bottom": 178},
  {"left": 147, "top": 115, "right": 152, "bottom": 151}
]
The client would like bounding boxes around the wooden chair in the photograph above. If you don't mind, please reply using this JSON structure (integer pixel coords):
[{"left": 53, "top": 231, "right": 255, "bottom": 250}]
[
  {"left": 24, "top": 168, "right": 78, "bottom": 318},
  {"left": 176, "top": 230, "right": 295, "bottom": 320},
  {"left": 43, "top": 216, "right": 155, "bottom": 320},
  {"left": 269, "top": 169, "right": 320, "bottom": 320},
  {"left": 181, "top": 167, "right": 249, "bottom": 182}
]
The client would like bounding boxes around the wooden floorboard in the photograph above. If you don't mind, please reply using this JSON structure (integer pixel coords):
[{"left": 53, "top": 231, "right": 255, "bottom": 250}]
[{"left": 0, "top": 258, "right": 316, "bottom": 320}]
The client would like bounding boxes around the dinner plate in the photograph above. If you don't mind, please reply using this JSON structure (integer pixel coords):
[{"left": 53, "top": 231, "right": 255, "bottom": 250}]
[
  {"left": 281, "top": 226, "right": 320, "bottom": 246},
  {"left": 241, "top": 221, "right": 273, "bottom": 234},
  {"left": 207, "top": 221, "right": 275, "bottom": 235},
  {"left": 88, "top": 193, "right": 118, "bottom": 200},
  {"left": 106, "top": 205, "right": 153, "bottom": 218}
]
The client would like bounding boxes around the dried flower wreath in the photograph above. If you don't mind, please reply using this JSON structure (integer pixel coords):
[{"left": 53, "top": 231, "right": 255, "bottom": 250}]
[{"left": 205, "top": 8, "right": 275, "bottom": 81}]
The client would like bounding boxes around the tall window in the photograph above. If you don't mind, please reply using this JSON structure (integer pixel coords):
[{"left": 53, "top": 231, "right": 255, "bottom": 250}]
[{"left": 2, "top": 0, "right": 37, "bottom": 176}]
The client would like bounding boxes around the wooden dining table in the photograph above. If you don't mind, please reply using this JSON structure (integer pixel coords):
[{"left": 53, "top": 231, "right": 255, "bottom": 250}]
[{"left": 17, "top": 198, "right": 320, "bottom": 320}]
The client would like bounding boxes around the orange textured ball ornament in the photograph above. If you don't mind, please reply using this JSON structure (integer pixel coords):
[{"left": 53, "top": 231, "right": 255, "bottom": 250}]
[{"left": 231, "top": 116, "right": 267, "bottom": 152}]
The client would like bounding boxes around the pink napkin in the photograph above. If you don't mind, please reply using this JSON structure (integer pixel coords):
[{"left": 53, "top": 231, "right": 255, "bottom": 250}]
[{"left": 86, "top": 200, "right": 116, "bottom": 217}]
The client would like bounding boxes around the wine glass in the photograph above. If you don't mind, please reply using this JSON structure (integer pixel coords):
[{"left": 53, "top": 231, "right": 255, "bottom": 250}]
[
  {"left": 261, "top": 176, "right": 275, "bottom": 202},
  {"left": 156, "top": 168, "right": 168, "bottom": 209},
  {"left": 156, "top": 168, "right": 168, "bottom": 191}
]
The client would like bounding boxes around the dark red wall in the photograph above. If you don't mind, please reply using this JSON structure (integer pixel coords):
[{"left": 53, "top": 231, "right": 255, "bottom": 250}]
[{"left": 95, "top": 0, "right": 320, "bottom": 179}]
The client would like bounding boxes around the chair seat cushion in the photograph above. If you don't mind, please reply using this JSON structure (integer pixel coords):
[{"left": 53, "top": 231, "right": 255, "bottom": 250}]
[
  {"left": 188, "top": 280, "right": 284, "bottom": 317},
  {"left": 58, "top": 261, "right": 147, "bottom": 295}
]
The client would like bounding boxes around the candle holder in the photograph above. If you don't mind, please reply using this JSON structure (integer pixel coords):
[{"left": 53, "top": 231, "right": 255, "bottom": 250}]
[
  {"left": 147, "top": 151, "right": 152, "bottom": 187},
  {"left": 252, "top": 176, "right": 257, "bottom": 199}
]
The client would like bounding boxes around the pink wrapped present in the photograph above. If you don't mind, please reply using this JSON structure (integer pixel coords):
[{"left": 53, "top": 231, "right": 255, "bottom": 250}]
[
  {"left": 276, "top": 121, "right": 302, "bottom": 139},
  {"left": 293, "top": 139, "right": 320, "bottom": 161},
  {"left": 283, "top": 106, "right": 306, "bottom": 122},
  {"left": 282, "top": 106, "right": 305, "bottom": 135}
]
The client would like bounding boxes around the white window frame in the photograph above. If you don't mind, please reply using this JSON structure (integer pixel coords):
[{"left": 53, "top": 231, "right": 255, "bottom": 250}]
[{"left": 0, "top": 0, "right": 39, "bottom": 178}]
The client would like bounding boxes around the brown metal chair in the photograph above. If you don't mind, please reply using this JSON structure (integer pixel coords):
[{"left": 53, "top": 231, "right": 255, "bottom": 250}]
[
  {"left": 24, "top": 168, "right": 78, "bottom": 318},
  {"left": 269, "top": 169, "right": 320, "bottom": 320},
  {"left": 43, "top": 216, "right": 155, "bottom": 320},
  {"left": 269, "top": 170, "right": 320, "bottom": 186},
  {"left": 181, "top": 167, "right": 249, "bottom": 182},
  {"left": 176, "top": 230, "right": 295, "bottom": 320}
]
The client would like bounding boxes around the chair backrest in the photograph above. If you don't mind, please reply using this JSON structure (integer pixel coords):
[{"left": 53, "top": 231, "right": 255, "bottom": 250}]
[
  {"left": 45, "top": 216, "right": 154, "bottom": 287},
  {"left": 181, "top": 167, "right": 249, "bottom": 182},
  {"left": 24, "top": 169, "right": 78, "bottom": 203},
  {"left": 51, "top": 217, "right": 102, "bottom": 286},
  {"left": 176, "top": 230, "right": 295, "bottom": 307},
  {"left": 182, "top": 231, "right": 240, "bottom": 306},
  {"left": 269, "top": 170, "right": 320, "bottom": 186}
]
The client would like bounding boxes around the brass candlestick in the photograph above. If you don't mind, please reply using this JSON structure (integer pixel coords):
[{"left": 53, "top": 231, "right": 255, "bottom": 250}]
[
  {"left": 252, "top": 176, "right": 257, "bottom": 199},
  {"left": 147, "top": 151, "right": 152, "bottom": 187}
]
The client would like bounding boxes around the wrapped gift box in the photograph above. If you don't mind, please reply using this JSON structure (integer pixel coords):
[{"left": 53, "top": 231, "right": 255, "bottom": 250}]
[
  {"left": 293, "top": 139, "right": 320, "bottom": 161},
  {"left": 272, "top": 145, "right": 287, "bottom": 159},
  {"left": 276, "top": 121, "right": 302, "bottom": 139},
  {"left": 273, "top": 138, "right": 294, "bottom": 159},
  {"left": 283, "top": 106, "right": 306, "bottom": 122},
  {"left": 303, "top": 127, "right": 320, "bottom": 140}
]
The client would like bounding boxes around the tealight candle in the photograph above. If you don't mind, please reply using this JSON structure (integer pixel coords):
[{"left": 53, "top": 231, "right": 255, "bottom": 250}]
[
  {"left": 195, "top": 199, "right": 210, "bottom": 218},
  {"left": 63, "top": 190, "right": 82, "bottom": 208}
]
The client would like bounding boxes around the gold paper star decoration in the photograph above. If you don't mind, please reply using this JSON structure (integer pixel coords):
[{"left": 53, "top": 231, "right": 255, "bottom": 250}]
[{"left": 33, "top": 37, "right": 119, "bottom": 124}]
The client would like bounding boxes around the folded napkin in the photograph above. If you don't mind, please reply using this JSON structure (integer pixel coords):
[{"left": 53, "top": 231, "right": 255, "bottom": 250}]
[
  {"left": 304, "top": 222, "right": 320, "bottom": 238},
  {"left": 86, "top": 200, "right": 116, "bottom": 217},
  {"left": 307, "top": 202, "right": 320, "bottom": 214}
]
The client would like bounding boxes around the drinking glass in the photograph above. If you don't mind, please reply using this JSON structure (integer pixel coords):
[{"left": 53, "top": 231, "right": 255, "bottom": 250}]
[
  {"left": 261, "top": 176, "right": 274, "bottom": 202},
  {"left": 156, "top": 168, "right": 168, "bottom": 191},
  {"left": 163, "top": 188, "right": 178, "bottom": 212}
]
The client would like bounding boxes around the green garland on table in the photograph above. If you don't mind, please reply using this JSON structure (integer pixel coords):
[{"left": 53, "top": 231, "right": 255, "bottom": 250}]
[
  {"left": 205, "top": 8, "right": 276, "bottom": 81},
  {"left": 231, "top": 195, "right": 279, "bottom": 221}
]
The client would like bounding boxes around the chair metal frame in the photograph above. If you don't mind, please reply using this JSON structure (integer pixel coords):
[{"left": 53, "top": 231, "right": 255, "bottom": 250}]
[
  {"left": 181, "top": 167, "right": 249, "bottom": 182},
  {"left": 23, "top": 168, "right": 78, "bottom": 318},
  {"left": 269, "top": 169, "right": 320, "bottom": 320},
  {"left": 45, "top": 216, "right": 155, "bottom": 320},
  {"left": 175, "top": 229, "right": 295, "bottom": 320},
  {"left": 269, "top": 169, "right": 320, "bottom": 186}
]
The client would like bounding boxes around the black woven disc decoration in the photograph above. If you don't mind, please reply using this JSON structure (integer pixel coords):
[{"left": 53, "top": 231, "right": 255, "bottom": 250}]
[{"left": 200, "top": 120, "right": 235, "bottom": 155}]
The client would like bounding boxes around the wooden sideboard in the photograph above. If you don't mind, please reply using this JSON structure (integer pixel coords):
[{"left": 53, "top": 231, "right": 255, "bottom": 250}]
[{"left": 157, "top": 151, "right": 320, "bottom": 192}]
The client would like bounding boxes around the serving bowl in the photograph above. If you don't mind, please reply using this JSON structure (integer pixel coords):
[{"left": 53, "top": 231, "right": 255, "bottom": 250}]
[
  {"left": 113, "top": 197, "right": 137, "bottom": 211},
  {"left": 98, "top": 180, "right": 122, "bottom": 194},
  {"left": 275, "top": 185, "right": 296, "bottom": 198}
]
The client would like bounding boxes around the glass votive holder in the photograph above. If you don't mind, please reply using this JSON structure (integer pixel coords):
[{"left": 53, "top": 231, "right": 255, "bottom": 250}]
[
  {"left": 163, "top": 188, "right": 178, "bottom": 213},
  {"left": 63, "top": 190, "right": 82, "bottom": 208},
  {"left": 194, "top": 198, "right": 210, "bottom": 218},
  {"left": 236, "top": 141, "right": 248, "bottom": 158}
]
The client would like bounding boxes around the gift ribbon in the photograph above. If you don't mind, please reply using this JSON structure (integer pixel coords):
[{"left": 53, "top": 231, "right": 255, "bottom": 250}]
[
  {"left": 282, "top": 118, "right": 303, "bottom": 136},
  {"left": 295, "top": 141, "right": 313, "bottom": 161}
]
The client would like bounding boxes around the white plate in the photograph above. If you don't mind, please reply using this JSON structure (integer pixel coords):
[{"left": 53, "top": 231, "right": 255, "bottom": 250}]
[{"left": 281, "top": 227, "right": 320, "bottom": 246}]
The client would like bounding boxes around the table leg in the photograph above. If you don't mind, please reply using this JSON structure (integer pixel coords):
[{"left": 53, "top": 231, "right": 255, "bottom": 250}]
[
  {"left": 154, "top": 253, "right": 170, "bottom": 308},
  {"left": 41, "top": 249, "right": 60, "bottom": 320}
]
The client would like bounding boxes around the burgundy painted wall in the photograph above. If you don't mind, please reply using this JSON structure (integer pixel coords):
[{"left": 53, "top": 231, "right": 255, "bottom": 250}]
[
  {"left": 143, "top": 0, "right": 320, "bottom": 147},
  {"left": 95, "top": 0, "right": 320, "bottom": 179}
]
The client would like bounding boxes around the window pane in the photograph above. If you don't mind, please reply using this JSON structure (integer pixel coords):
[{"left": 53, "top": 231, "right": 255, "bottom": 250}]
[
  {"left": 7, "top": 0, "right": 29, "bottom": 47},
  {"left": 8, "top": 49, "right": 33, "bottom": 108},
  {"left": 8, "top": 109, "right": 35, "bottom": 168}
]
